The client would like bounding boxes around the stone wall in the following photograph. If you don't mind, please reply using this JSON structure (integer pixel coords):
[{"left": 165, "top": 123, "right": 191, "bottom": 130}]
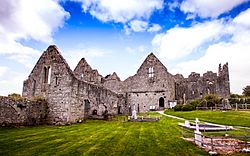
[
  {"left": 122, "top": 53, "right": 175, "bottom": 112},
  {"left": 23, "top": 45, "right": 77, "bottom": 125},
  {"left": 127, "top": 92, "right": 169, "bottom": 113},
  {"left": 71, "top": 77, "right": 127, "bottom": 117},
  {"left": 175, "top": 63, "right": 230, "bottom": 102},
  {"left": 103, "top": 72, "right": 124, "bottom": 94},
  {"left": 74, "top": 58, "right": 102, "bottom": 84},
  {"left": 0, "top": 96, "right": 48, "bottom": 126},
  {"left": 21, "top": 45, "right": 230, "bottom": 124},
  {"left": 23, "top": 45, "right": 126, "bottom": 125}
]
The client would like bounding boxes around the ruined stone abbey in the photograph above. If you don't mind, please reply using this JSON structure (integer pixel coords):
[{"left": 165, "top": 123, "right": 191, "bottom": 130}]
[{"left": 22, "top": 45, "right": 230, "bottom": 124}]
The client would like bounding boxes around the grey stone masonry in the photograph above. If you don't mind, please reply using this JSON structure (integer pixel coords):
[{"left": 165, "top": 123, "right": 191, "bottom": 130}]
[
  {"left": 0, "top": 96, "right": 48, "bottom": 126},
  {"left": 21, "top": 45, "right": 230, "bottom": 124},
  {"left": 23, "top": 45, "right": 126, "bottom": 125},
  {"left": 74, "top": 58, "right": 102, "bottom": 84}
]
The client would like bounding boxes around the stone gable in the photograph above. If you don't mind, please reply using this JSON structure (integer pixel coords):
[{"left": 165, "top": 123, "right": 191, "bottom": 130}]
[
  {"left": 21, "top": 45, "right": 230, "bottom": 124},
  {"left": 23, "top": 45, "right": 126, "bottom": 125},
  {"left": 74, "top": 58, "right": 102, "bottom": 84}
]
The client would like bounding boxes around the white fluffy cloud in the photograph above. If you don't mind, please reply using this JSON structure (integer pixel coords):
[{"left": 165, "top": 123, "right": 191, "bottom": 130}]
[
  {"left": 180, "top": 0, "right": 248, "bottom": 18},
  {"left": 153, "top": 8, "right": 250, "bottom": 94},
  {"left": 0, "top": 0, "right": 69, "bottom": 67},
  {"left": 152, "top": 20, "right": 225, "bottom": 60},
  {"left": 148, "top": 24, "right": 162, "bottom": 32},
  {"left": 75, "top": 0, "right": 163, "bottom": 23},
  {"left": 125, "top": 20, "right": 162, "bottom": 34},
  {"left": 129, "top": 20, "right": 148, "bottom": 32},
  {"left": 0, "top": 0, "right": 69, "bottom": 43},
  {"left": 72, "top": 0, "right": 163, "bottom": 33}
]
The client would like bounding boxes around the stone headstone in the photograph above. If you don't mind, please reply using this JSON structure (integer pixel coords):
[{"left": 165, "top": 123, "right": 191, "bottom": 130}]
[
  {"left": 185, "top": 120, "right": 190, "bottom": 127},
  {"left": 131, "top": 105, "right": 137, "bottom": 119}
]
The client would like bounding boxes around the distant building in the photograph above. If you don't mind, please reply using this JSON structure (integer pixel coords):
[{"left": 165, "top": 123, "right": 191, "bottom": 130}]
[{"left": 22, "top": 45, "right": 230, "bottom": 124}]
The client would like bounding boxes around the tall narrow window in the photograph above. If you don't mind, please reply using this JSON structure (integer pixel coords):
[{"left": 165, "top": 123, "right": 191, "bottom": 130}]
[
  {"left": 55, "top": 76, "right": 59, "bottom": 86},
  {"left": 148, "top": 67, "right": 154, "bottom": 78},
  {"left": 44, "top": 66, "right": 51, "bottom": 84},
  {"left": 32, "top": 79, "right": 36, "bottom": 96},
  {"left": 84, "top": 99, "right": 90, "bottom": 110},
  {"left": 48, "top": 66, "right": 51, "bottom": 84},
  {"left": 44, "top": 67, "right": 48, "bottom": 83}
]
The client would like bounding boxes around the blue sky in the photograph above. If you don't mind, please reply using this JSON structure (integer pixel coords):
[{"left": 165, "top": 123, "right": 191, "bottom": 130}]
[{"left": 0, "top": 0, "right": 250, "bottom": 95}]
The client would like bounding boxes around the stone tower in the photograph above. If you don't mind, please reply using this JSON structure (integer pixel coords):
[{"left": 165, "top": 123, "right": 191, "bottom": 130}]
[{"left": 217, "top": 63, "right": 230, "bottom": 98}]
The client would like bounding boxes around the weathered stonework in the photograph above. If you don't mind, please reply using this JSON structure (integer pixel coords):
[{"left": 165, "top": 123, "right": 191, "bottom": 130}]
[
  {"left": 0, "top": 96, "right": 48, "bottom": 126},
  {"left": 23, "top": 45, "right": 126, "bottom": 125},
  {"left": 174, "top": 63, "right": 230, "bottom": 103},
  {"left": 21, "top": 45, "right": 230, "bottom": 125},
  {"left": 74, "top": 58, "right": 102, "bottom": 84}
]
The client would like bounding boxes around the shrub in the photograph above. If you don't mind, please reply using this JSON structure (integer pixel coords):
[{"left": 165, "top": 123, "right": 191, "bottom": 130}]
[
  {"left": 182, "top": 104, "right": 193, "bottom": 111},
  {"left": 30, "top": 96, "right": 46, "bottom": 103},
  {"left": 173, "top": 104, "right": 183, "bottom": 111},
  {"left": 8, "top": 93, "right": 25, "bottom": 100},
  {"left": 204, "top": 94, "right": 221, "bottom": 107},
  {"left": 189, "top": 99, "right": 202, "bottom": 110}
]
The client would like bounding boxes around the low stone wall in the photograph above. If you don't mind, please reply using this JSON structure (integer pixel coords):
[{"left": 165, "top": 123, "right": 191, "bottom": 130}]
[{"left": 0, "top": 96, "right": 48, "bottom": 126}]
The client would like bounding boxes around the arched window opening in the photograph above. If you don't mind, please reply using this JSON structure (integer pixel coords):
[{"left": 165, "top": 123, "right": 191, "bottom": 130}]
[
  {"left": 92, "top": 109, "right": 97, "bottom": 115},
  {"left": 48, "top": 66, "right": 51, "bottom": 84},
  {"left": 44, "top": 67, "right": 48, "bottom": 83},
  {"left": 159, "top": 97, "right": 164, "bottom": 107},
  {"left": 43, "top": 66, "right": 51, "bottom": 84},
  {"left": 84, "top": 99, "right": 90, "bottom": 110}
]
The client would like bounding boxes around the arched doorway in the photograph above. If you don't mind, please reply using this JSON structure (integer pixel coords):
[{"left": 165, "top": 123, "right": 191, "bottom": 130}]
[
  {"left": 92, "top": 109, "right": 97, "bottom": 115},
  {"left": 159, "top": 97, "right": 164, "bottom": 107}
]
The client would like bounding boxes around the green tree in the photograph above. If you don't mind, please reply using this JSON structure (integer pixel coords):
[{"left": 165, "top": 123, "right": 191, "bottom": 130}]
[
  {"left": 243, "top": 85, "right": 250, "bottom": 96},
  {"left": 204, "top": 94, "right": 221, "bottom": 107},
  {"left": 230, "top": 93, "right": 242, "bottom": 98}
]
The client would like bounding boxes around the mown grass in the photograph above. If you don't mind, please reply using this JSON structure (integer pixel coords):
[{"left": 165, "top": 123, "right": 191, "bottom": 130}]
[
  {"left": 165, "top": 110, "right": 250, "bottom": 127},
  {"left": 0, "top": 116, "right": 208, "bottom": 156}
]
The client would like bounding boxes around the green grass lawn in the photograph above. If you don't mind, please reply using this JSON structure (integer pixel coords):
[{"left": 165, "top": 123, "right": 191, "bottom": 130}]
[
  {"left": 165, "top": 110, "right": 250, "bottom": 127},
  {"left": 0, "top": 116, "right": 208, "bottom": 156}
]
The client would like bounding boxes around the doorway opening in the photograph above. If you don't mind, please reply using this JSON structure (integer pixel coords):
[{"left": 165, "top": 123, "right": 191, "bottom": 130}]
[{"left": 159, "top": 97, "right": 164, "bottom": 107}]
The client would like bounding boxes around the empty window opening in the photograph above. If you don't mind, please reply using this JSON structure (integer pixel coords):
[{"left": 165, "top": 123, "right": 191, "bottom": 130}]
[
  {"left": 43, "top": 66, "right": 51, "bottom": 84},
  {"left": 44, "top": 67, "right": 48, "bottom": 83},
  {"left": 148, "top": 67, "right": 154, "bottom": 78},
  {"left": 55, "top": 77, "right": 59, "bottom": 86},
  {"left": 48, "top": 66, "right": 51, "bottom": 84},
  {"left": 84, "top": 99, "right": 90, "bottom": 110},
  {"left": 32, "top": 79, "right": 36, "bottom": 96}
]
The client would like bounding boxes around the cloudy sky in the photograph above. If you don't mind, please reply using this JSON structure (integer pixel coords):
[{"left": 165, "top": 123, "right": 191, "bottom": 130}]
[{"left": 0, "top": 0, "right": 250, "bottom": 95}]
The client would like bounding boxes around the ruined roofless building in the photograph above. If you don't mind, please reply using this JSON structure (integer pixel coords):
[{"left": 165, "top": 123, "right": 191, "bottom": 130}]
[{"left": 22, "top": 45, "right": 230, "bottom": 124}]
